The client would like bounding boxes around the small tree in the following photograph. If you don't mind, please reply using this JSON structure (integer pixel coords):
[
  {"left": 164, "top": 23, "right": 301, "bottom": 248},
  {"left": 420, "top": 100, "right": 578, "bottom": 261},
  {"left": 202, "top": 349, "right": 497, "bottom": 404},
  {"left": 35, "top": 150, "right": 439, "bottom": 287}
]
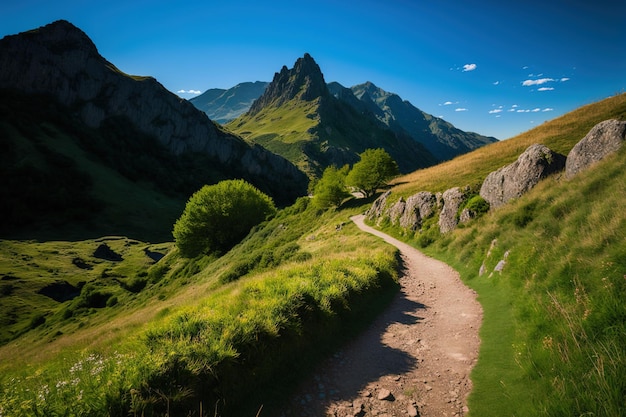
[
  {"left": 173, "top": 179, "right": 276, "bottom": 257},
  {"left": 311, "top": 165, "right": 351, "bottom": 209},
  {"left": 346, "top": 148, "right": 399, "bottom": 198}
]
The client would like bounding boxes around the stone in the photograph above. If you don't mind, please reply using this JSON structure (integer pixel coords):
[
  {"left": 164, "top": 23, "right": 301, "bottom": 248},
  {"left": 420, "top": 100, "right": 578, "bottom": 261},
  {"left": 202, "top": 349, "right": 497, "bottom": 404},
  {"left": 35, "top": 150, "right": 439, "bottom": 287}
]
[
  {"left": 366, "top": 191, "right": 391, "bottom": 221},
  {"left": 387, "top": 198, "right": 406, "bottom": 225},
  {"left": 377, "top": 388, "right": 394, "bottom": 401},
  {"left": 438, "top": 187, "right": 466, "bottom": 233},
  {"left": 565, "top": 119, "right": 626, "bottom": 178},
  {"left": 407, "top": 404, "right": 420, "bottom": 417},
  {"left": 480, "top": 144, "right": 566, "bottom": 209},
  {"left": 399, "top": 191, "right": 437, "bottom": 231}
]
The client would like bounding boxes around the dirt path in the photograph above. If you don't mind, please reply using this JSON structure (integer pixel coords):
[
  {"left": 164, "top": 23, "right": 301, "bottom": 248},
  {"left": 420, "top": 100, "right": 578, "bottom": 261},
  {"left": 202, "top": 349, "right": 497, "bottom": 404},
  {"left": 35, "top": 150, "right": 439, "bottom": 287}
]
[{"left": 276, "top": 215, "right": 482, "bottom": 417}]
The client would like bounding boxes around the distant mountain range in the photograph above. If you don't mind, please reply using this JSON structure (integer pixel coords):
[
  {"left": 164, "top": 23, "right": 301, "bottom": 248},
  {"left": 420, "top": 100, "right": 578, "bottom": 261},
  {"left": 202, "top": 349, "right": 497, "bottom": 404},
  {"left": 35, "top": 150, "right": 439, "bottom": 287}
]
[
  {"left": 190, "top": 81, "right": 269, "bottom": 123},
  {"left": 192, "top": 56, "right": 497, "bottom": 168}
]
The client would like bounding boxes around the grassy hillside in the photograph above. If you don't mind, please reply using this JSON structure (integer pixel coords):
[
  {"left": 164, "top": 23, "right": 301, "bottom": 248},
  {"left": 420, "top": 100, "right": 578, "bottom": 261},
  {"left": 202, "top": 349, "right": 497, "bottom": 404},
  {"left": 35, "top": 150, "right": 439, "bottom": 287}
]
[
  {"left": 228, "top": 97, "right": 320, "bottom": 172},
  {"left": 2, "top": 92, "right": 624, "bottom": 417},
  {"left": 375, "top": 93, "right": 626, "bottom": 416},
  {"left": 392, "top": 93, "right": 626, "bottom": 194},
  {"left": 0, "top": 198, "right": 399, "bottom": 416}
]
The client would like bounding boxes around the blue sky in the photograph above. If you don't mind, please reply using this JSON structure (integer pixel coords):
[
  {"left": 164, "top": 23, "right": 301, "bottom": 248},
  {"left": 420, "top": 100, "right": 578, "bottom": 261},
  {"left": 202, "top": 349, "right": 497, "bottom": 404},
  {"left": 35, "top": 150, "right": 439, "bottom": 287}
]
[{"left": 1, "top": 0, "right": 625, "bottom": 139}]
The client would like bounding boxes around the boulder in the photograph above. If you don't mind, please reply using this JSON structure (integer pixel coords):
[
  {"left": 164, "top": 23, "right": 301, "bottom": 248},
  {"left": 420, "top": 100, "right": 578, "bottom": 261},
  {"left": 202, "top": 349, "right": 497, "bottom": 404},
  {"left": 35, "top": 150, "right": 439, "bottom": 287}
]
[
  {"left": 439, "top": 187, "right": 466, "bottom": 233},
  {"left": 366, "top": 191, "right": 391, "bottom": 221},
  {"left": 565, "top": 119, "right": 626, "bottom": 178},
  {"left": 387, "top": 198, "right": 406, "bottom": 225},
  {"left": 480, "top": 144, "right": 565, "bottom": 209},
  {"left": 400, "top": 191, "right": 436, "bottom": 231}
]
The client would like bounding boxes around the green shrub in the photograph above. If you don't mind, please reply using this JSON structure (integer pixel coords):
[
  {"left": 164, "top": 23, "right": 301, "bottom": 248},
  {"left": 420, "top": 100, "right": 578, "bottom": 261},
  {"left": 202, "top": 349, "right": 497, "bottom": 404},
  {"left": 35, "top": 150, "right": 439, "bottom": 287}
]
[
  {"left": 462, "top": 195, "right": 490, "bottom": 217},
  {"left": 173, "top": 180, "right": 277, "bottom": 257}
]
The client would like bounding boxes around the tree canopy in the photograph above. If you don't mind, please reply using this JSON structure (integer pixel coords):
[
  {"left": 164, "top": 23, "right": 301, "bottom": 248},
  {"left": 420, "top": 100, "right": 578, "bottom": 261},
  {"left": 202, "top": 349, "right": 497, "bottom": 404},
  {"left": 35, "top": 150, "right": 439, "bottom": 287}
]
[
  {"left": 311, "top": 165, "right": 351, "bottom": 209},
  {"left": 345, "top": 148, "right": 399, "bottom": 198},
  {"left": 173, "top": 179, "right": 276, "bottom": 257}
]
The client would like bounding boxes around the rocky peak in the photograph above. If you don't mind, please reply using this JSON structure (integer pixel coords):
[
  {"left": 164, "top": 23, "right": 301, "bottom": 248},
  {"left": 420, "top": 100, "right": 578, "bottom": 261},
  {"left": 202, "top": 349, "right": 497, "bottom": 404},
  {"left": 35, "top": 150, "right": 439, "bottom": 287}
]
[{"left": 248, "top": 53, "right": 328, "bottom": 114}]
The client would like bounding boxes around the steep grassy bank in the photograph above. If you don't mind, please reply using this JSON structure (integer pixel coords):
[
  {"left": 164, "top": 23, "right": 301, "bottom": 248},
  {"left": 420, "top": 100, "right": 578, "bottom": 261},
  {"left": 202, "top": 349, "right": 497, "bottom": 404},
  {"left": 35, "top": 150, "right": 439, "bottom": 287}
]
[
  {"left": 422, "top": 145, "right": 626, "bottom": 416},
  {"left": 0, "top": 199, "right": 400, "bottom": 416},
  {"left": 392, "top": 93, "right": 626, "bottom": 194},
  {"left": 371, "top": 94, "right": 626, "bottom": 416}
]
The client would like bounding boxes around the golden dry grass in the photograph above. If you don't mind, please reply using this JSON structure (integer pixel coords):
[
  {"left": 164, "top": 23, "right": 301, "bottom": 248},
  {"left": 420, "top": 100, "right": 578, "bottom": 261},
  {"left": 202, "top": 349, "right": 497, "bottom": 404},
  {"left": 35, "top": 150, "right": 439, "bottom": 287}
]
[{"left": 391, "top": 93, "right": 626, "bottom": 195}]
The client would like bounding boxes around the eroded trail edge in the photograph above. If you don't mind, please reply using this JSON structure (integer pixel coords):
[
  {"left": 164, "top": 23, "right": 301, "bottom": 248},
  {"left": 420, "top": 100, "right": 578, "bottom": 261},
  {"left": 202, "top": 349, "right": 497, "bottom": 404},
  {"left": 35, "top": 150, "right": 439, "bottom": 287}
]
[{"left": 277, "top": 215, "right": 482, "bottom": 417}]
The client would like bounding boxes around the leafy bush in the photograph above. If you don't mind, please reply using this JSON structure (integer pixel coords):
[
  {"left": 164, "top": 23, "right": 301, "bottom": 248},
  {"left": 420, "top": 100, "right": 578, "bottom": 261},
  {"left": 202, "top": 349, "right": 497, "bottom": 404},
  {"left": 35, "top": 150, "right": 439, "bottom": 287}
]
[{"left": 173, "top": 180, "right": 277, "bottom": 257}]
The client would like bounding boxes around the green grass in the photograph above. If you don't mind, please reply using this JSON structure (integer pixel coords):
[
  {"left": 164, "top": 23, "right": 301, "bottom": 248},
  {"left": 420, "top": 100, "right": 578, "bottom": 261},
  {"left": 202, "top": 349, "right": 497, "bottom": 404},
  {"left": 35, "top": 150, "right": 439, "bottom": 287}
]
[
  {"left": 0, "top": 198, "right": 399, "bottom": 416},
  {"left": 380, "top": 145, "right": 626, "bottom": 416},
  {"left": 367, "top": 94, "right": 626, "bottom": 416}
]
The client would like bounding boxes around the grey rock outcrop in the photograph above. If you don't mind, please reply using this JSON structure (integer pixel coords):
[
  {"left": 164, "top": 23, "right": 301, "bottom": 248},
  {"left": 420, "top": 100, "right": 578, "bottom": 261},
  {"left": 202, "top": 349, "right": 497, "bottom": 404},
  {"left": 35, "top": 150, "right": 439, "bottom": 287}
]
[
  {"left": 0, "top": 20, "right": 308, "bottom": 203},
  {"left": 399, "top": 191, "right": 436, "bottom": 231},
  {"left": 480, "top": 144, "right": 565, "bottom": 209},
  {"left": 388, "top": 198, "right": 406, "bottom": 225},
  {"left": 366, "top": 191, "right": 391, "bottom": 221},
  {"left": 565, "top": 119, "right": 626, "bottom": 178},
  {"left": 438, "top": 187, "right": 466, "bottom": 233}
]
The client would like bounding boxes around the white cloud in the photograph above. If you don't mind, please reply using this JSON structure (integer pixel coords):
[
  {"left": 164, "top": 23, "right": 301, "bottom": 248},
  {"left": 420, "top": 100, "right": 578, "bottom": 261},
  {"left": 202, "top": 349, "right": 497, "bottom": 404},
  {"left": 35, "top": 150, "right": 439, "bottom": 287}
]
[
  {"left": 177, "top": 89, "right": 202, "bottom": 95},
  {"left": 532, "top": 108, "right": 541, "bottom": 112},
  {"left": 543, "top": 108, "right": 554, "bottom": 112},
  {"left": 493, "top": 81, "right": 500, "bottom": 85},
  {"left": 489, "top": 109, "right": 503, "bottom": 114},
  {"left": 455, "top": 108, "right": 468, "bottom": 112},
  {"left": 538, "top": 87, "right": 554, "bottom": 91},
  {"left": 522, "top": 78, "right": 555, "bottom": 86},
  {"left": 443, "top": 101, "right": 454, "bottom": 105},
  {"left": 463, "top": 63, "right": 477, "bottom": 72},
  {"left": 561, "top": 77, "right": 570, "bottom": 82},
  {"left": 512, "top": 104, "right": 519, "bottom": 108}
]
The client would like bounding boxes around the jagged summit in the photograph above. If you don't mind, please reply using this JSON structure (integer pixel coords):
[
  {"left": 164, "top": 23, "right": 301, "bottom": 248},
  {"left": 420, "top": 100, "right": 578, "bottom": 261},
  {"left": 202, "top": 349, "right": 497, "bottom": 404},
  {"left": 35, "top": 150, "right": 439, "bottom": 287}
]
[{"left": 248, "top": 53, "right": 328, "bottom": 115}]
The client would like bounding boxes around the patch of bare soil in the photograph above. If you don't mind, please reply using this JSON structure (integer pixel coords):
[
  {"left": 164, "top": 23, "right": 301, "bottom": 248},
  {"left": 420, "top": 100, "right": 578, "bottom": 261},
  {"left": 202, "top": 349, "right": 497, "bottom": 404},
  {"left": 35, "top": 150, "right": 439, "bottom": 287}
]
[{"left": 275, "top": 215, "right": 482, "bottom": 417}]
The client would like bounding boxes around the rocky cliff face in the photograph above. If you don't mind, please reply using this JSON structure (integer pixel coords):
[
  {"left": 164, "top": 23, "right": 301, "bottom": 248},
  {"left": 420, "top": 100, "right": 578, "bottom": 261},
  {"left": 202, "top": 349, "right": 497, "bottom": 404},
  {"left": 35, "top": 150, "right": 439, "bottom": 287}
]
[{"left": 0, "top": 21, "right": 307, "bottom": 203}]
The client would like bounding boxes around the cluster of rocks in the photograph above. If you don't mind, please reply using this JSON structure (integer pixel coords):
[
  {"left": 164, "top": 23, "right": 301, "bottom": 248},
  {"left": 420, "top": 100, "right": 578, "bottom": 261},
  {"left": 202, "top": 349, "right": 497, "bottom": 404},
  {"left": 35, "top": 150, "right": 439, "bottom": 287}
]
[{"left": 366, "top": 119, "right": 626, "bottom": 235}]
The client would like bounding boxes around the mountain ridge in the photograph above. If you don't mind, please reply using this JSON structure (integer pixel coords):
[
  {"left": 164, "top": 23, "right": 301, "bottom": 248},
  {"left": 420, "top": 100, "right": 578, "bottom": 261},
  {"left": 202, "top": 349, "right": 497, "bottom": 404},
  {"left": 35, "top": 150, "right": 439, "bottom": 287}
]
[
  {"left": 0, "top": 20, "right": 308, "bottom": 238},
  {"left": 190, "top": 81, "right": 268, "bottom": 123},
  {"left": 228, "top": 54, "right": 437, "bottom": 176},
  {"left": 198, "top": 60, "right": 496, "bottom": 165}
]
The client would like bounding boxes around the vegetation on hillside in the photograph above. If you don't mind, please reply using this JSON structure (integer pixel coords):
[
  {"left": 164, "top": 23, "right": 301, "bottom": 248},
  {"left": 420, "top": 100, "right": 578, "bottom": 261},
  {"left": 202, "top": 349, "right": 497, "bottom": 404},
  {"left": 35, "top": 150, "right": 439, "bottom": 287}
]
[
  {"left": 372, "top": 93, "right": 626, "bottom": 416},
  {"left": 1, "top": 85, "right": 624, "bottom": 417},
  {"left": 0, "top": 197, "right": 398, "bottom": 416}
]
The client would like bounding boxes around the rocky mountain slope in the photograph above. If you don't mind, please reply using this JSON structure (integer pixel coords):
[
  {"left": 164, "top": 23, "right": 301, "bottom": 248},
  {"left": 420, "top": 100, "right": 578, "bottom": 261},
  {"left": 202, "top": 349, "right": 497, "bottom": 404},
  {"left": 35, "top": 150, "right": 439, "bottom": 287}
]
[
  {"left": 227, "top": 54, "right": 437, "bottom": 176},
  {"left": 0, "top": 21, "right": 308, "bottom": 238},
  {"left": 190, "top": 81, "right": 268, "bottom": 123},
  {"left": 346, "top": 82, "right": 497, "bottom": 161},
  {"left": 196, "top": 68, "right": 495, "bottom": 167}
]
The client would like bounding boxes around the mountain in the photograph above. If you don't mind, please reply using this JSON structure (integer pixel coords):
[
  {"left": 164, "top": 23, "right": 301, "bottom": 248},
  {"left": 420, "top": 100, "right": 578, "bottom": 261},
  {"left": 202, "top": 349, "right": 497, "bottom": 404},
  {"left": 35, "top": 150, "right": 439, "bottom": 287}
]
[
  {"left": 227, "top": 54, "right": 437, "bottom": 176},
  {"left": 189, "top": 81, "right": 268, "bottom": 123},
  {"left": 0, "top": 21, "right": 308, "bottom": 239},
  {"left": 346, "top": 82, "right": 497, "bottom": 161}
]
